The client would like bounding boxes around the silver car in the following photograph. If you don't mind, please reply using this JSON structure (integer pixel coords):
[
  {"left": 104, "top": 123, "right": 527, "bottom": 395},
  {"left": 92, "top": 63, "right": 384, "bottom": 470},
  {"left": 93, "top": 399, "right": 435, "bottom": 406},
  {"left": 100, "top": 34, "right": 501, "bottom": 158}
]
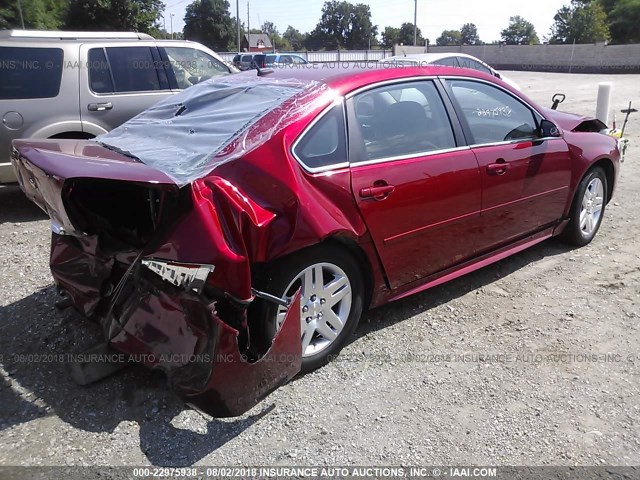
[
  {"left": 0, "top": 30, "right": 236, "bottom": 183},
  {"left": 381, "top": 52, "right": 521, "bottom": 91}
]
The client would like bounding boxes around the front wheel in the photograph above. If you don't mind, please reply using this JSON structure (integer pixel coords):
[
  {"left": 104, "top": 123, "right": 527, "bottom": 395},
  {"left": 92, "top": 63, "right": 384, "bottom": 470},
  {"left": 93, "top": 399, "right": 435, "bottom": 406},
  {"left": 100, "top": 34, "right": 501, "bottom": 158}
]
[
  {"left": 560, "top": 167, "right": 608, "bottom": 246},
  {"left": 257, "top": 245, "right": 364, "bottom": 373}
]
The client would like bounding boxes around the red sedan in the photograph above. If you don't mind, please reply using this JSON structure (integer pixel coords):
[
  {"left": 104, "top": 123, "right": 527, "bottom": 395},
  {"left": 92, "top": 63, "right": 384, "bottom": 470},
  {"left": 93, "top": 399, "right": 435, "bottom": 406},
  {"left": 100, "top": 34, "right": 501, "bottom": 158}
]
[{"left": 11, "top": 65, "right": 621, "bottom": 417}]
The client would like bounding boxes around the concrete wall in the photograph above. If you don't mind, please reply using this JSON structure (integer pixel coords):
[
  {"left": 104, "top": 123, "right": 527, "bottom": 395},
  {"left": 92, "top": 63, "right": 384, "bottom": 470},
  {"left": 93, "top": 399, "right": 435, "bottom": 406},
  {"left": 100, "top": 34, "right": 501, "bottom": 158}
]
[{"left": 395, "top": 43, "right": 640, "bottom": 74}]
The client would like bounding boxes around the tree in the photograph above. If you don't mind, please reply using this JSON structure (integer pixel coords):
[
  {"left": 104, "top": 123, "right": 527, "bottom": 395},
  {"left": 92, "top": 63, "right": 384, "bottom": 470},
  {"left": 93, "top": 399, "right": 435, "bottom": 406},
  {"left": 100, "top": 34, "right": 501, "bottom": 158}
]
[
  {"left": 283, "top": 25, "right": 307, "bottom": 51},
  {"left": 398, "top": 22, "right": 424, "bottom": 45},
  {"left": 550, "top": 1, "right": 609, "bottom": 43},
  {"left": 381, "top": 26, "right": 399, "bottom": 48},
  {"left": 65, "top": 0, "right": 164, "bottom": 33},
  {"left": 599, "top": 0, "right": 640, "bottom": 44},
  {"left": 183, "top": 0, "right": 235, "bottom": 51},
  {"left": 261, "top": 21, "right": 291, "bottom": 51},
  {"left": 500, "top": 15, "right": 540, "bottom": 44},
  {"left": 436, "top": 29, "right": 461, "bottom": 46},
  {"left": 306, "top": 1, "right": 378, "bottom": 50},
  {"left": 460, "top": 23, "right": 480, "bottom": 45},
  {"left": 1, "top": 0, "right": 67, "bottom": 29}
]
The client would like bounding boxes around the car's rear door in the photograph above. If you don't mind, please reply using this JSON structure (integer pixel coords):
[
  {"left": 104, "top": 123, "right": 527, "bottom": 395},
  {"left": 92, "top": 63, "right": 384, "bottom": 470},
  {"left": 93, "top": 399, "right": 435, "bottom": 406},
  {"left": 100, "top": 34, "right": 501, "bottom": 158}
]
[
  {"left": 347, "top": 79, "right": 483, "bottom": 289},
  {"left": 443, "top": 78, "right": 572, "bottom": 251},
  {"left": 79, "top": 42, "right": 173, "bottom": 133}
]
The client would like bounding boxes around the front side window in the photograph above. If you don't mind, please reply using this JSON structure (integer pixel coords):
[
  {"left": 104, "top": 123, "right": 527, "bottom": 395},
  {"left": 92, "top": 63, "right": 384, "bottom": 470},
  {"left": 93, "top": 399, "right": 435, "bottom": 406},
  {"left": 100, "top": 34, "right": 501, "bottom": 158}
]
[
  {"left": 348, "top": 80, "right": 457, "bottom": 162},
  {"left": 0, "top": 47, "right": 63, "bottom": 99},
  {"left": 163, "top": 47, "right": 230, "bottom": 89},
  {"left": 446, "top": 79, "right": 538, "bottom": 144},
  {"left": 293, "top": 104, "right": 347, "bottom": 170}
]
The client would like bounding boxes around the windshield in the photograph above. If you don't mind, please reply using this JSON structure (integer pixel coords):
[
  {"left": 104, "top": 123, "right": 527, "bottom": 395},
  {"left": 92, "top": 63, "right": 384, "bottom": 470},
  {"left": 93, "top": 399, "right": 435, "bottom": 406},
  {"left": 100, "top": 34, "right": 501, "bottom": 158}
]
[{"left": 98, "top": 76, "right": 325, "bottom": 186}]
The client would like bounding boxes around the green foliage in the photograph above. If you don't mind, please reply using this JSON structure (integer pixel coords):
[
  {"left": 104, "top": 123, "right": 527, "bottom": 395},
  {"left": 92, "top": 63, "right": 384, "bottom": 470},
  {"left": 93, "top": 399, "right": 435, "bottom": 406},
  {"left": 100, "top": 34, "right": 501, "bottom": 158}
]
[
  {"left": 183, "top": 0, "right": 235, "bottom": 50},
  {"left": 65, "top": 0, "right": 164, "bottom": 33},
  {"left": 381, "top": 26, "right": 399, "bottom": 48},
  {"left": 1, "top": 0, "right": 67, "bottom": 29},
  {"left": 306, "top": 0, "right": 378, "bottom": 50},
  {"left": 283, "top": 25, "right": 307, "bottom": 51},
  {"left": 601, "top": 0, "right": 640, "bottom": 43},
  {"left": 460, "top": 23, "right": 480, "bottom": 45},
  {"left": 550, "top": 1, "right": 609, "bottom": 43},
  {"left": 436, "top": 29, "right": 461, "bottom": 46},
  {"left": 261, "top": 21, "right": 291, "bottom": 51},
  {"left": 501, "top": 15, "right": 540, "bottom": 44}
]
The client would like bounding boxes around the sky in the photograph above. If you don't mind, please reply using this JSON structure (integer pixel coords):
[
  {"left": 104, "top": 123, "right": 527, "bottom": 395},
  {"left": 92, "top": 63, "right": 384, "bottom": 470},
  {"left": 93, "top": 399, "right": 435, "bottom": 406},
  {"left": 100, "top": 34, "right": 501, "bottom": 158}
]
[{"left": 163, "top": 0, "right": 568, "bottom": 48}]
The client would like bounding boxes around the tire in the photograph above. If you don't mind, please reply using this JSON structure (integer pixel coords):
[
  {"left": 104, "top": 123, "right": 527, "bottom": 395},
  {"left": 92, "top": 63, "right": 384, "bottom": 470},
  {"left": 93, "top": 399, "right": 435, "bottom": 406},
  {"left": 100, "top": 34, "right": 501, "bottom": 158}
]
[
  {"left": 256, "top": 244, "right": 364, "bottom": 373},
  {"left": 560, "top": 166, "right": 608, "bottom": 247}
]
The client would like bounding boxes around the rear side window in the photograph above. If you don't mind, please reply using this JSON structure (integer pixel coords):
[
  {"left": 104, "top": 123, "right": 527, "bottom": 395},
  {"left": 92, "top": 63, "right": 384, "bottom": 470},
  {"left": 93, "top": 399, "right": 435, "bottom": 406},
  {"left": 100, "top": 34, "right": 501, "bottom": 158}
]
[
  {"left": 294, "top": 104, "right": 347, "bottom": 170},
  {"left": 433, "top": 56, "right": 459, "bottom": 67},
  {"left": 457, "top": 57, "right": 492, "bottom": 74},
  {"left": 0, "top": 47, "right": 64, "bottom": 99},
  {"left": 88, "top": 47, "right": 165, "bottom": 93}
]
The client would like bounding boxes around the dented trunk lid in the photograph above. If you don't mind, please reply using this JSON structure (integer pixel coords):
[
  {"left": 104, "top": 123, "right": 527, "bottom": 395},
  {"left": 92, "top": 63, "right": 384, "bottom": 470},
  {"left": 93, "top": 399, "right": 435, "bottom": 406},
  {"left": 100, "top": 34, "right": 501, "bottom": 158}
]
[{"left": 11, "top": 139, "right": 179, "bottom": 236}]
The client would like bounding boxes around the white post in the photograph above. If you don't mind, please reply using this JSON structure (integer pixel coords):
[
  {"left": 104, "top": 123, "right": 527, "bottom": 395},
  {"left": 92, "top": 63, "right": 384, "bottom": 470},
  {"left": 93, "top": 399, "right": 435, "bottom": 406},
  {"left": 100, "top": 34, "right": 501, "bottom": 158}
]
[{"left": 596, "top": 82, "right": 612, "bottom": 125}]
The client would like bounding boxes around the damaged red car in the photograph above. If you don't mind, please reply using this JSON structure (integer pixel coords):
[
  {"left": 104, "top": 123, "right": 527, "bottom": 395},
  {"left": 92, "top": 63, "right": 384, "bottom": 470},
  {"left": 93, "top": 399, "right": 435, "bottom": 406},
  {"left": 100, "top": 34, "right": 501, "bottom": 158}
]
[{"left": 11, "top": 66, "right": 621, "bottom": 417}]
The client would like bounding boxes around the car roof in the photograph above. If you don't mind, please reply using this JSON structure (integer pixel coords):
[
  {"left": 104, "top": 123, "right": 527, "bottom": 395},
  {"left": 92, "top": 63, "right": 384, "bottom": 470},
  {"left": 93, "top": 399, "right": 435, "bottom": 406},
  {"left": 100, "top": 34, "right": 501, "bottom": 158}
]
[
  {"left": 236, "top": 64, "right": 503, "bottom": 96},
  {"left": 0, "top": 29, "right": 154, "bottom": 40},
  {"left": 383, "top": 52, "right": 493, "bottom": 65}
]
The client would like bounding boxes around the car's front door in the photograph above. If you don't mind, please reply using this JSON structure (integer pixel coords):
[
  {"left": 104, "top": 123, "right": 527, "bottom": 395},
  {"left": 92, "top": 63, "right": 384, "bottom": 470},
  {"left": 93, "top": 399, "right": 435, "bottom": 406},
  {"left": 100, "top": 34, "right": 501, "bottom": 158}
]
[
  {"left": 444, "top": 78, "right": 572, "bottom": 251},
  {"left": 348, "top": 79, "right": 483, "bottom": 289}
]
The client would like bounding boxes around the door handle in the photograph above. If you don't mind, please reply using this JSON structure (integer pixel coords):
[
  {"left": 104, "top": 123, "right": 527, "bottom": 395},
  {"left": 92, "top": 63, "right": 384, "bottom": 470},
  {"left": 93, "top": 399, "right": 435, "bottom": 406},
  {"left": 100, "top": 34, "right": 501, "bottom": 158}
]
[
  {"left": 87, "top": 102, "right": 113, "bottom": 112},
  {"left": 486, "top": 160, "right": 509, "bottom": 175},
  {"left": 359, "top": 184, "right": 395, "bottom": 200}
]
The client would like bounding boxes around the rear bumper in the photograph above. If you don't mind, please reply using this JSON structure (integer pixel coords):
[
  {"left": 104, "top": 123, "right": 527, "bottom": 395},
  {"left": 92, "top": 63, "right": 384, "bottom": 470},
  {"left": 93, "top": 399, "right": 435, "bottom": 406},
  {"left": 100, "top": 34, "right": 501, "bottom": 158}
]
[{"left": 51, "top": 232, "right": 302, "bottom": 418}]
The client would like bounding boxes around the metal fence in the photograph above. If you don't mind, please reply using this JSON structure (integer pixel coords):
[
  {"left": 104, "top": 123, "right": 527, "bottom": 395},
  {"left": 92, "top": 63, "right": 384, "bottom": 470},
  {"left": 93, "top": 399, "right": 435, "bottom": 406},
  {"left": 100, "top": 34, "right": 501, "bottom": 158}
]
[{"left": 219, "top": 50, "right": 393, "bottom": 63}]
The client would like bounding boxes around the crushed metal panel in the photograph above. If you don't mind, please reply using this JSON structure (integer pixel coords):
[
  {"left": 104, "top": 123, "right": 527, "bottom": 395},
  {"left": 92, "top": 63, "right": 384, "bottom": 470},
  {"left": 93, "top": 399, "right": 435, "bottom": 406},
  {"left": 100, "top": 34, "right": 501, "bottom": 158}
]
[{"left": 184, "top": 290, "right": 302, "bottom": 417}]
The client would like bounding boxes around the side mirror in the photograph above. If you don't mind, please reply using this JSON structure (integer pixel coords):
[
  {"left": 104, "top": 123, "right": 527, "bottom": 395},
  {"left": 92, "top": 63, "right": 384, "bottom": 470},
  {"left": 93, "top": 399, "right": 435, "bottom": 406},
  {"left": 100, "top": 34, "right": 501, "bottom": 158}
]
[{"left": 540, "top": 119, "right": 561, "bottom": 138}]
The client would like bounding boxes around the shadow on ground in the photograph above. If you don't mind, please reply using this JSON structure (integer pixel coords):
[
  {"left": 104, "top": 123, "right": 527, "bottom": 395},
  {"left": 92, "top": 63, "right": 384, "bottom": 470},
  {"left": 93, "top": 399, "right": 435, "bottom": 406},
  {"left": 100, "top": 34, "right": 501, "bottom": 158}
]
[
  {"left": 0, "top": 186, "right": 48, "bottom": 224},
  {"left": 0, "top": 237, "right": 573, "bottom": 466}
]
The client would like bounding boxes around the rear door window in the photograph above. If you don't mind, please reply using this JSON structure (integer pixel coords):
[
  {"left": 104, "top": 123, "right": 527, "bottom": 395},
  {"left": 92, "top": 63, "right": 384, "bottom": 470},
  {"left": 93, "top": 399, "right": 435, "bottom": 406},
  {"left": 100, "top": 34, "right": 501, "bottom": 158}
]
[
  {"left": 88, "top": 46, "right": 168, "bottom": 94},
  {"left": 0, "top": 47, "right": 64, "bottom": 99}
]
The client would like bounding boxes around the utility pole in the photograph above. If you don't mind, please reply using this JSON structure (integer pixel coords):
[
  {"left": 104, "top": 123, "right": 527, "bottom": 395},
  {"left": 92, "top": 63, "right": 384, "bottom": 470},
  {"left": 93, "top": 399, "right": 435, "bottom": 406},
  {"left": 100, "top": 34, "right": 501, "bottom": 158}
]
[
  {"left": 236, "top": 0, "right": 241, "bottom": 53},
  {"left": 413, "top": 0, "right": 417, "bottom": 45},
  {"left": 17, "top": 0, "right": 25, "bottom": 29},
  {"left": 247, "top": 1, "right": 250, "bottom": 48}
]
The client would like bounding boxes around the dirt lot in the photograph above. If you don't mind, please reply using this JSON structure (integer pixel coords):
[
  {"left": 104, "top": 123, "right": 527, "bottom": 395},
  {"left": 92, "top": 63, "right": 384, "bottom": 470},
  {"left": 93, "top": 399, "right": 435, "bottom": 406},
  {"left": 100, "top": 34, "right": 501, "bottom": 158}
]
[{"left": 0, "top": 72, "right": 639, "bottom": 468}]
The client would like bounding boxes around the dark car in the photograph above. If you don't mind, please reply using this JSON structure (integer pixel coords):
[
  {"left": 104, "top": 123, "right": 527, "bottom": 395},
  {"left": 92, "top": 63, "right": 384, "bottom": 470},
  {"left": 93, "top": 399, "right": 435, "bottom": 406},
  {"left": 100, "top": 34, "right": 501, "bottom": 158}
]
[{"left": 11, "top": 66, "right": 621, "bottom": 417}]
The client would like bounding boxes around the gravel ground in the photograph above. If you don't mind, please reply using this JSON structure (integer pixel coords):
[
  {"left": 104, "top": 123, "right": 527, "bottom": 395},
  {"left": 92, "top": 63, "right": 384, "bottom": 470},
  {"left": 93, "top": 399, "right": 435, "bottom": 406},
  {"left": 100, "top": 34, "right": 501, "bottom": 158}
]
[{"left": 0, "top": 71, "right": 639, "bottom": 468}]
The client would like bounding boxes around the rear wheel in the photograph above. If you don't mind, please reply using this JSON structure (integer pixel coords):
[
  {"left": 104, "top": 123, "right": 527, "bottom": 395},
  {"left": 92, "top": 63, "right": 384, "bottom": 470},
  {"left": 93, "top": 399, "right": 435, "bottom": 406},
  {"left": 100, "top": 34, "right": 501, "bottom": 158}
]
[
  {"left": 258, "top": 245, "right": 364, "bottom": 373},
  {"left": 560, "top": 167, "right": 607, "bottom": 246}
]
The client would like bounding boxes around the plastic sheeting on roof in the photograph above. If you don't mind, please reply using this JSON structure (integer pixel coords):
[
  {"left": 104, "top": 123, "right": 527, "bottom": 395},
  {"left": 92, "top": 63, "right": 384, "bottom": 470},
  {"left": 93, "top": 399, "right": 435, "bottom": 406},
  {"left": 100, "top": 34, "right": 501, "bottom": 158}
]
[{"left": 97, "top": 76, "right": 327, "bottom": 186}]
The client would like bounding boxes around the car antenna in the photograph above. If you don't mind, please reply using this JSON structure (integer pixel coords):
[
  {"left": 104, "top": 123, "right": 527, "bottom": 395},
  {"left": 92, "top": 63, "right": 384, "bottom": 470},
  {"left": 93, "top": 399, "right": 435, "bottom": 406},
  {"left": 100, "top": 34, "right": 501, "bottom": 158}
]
[{"left": 257, "top": 66, "right": 274, "bottom": 77}]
